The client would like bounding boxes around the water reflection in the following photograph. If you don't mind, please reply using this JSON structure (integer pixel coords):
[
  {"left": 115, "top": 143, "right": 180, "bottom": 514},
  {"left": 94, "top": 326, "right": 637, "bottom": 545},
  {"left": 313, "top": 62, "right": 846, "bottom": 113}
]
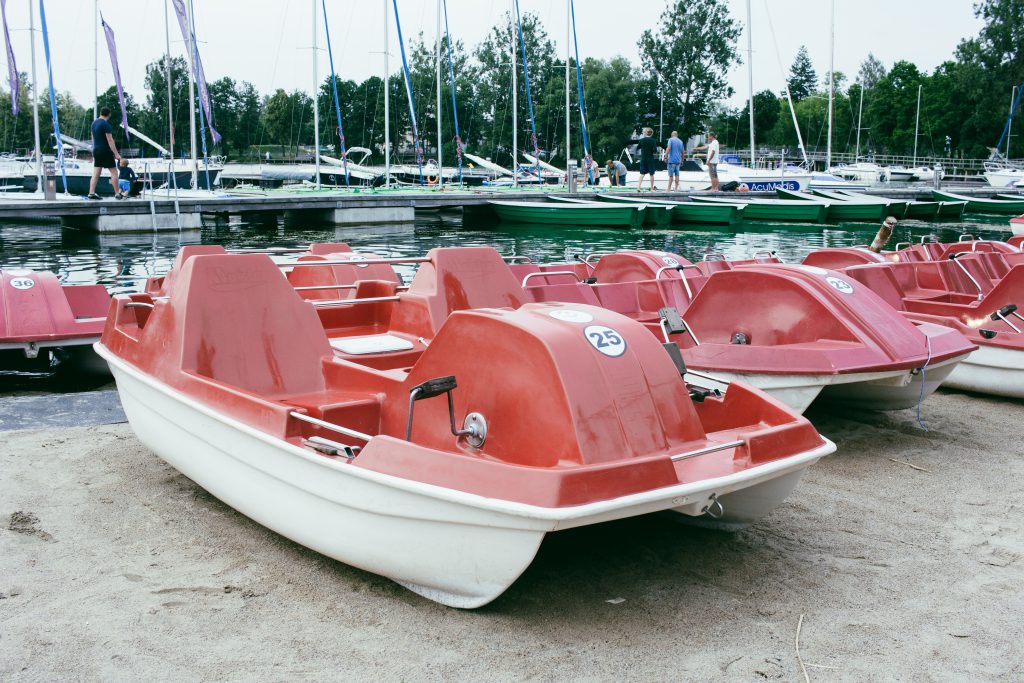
[{"left": 0, "top": 212, "right": 1013, "bottom": 293}]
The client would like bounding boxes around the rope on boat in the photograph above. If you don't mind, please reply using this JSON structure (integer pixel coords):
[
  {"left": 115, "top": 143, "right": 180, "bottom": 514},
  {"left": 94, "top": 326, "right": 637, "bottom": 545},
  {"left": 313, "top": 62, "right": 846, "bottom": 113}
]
[
  {"left": 915, "top": 333, "right": 932, "bottom": 432},
  {"left": 442, "top": 0, "right": 463, "bottom": 185},
  {"left": 321, "top": 0, "right": 350, "bottom": 187},
  {"left": 391, "top": 0, "right": 424, "bottom": 184},
  {"left": 37, "top": 0, "right": 68, "bottom": 193},
  {"left": 513, "top": 0, "right": 541, "bottom": 183},
  {"left": 569, "top": 0, "right": 593, "bottom": 183}
]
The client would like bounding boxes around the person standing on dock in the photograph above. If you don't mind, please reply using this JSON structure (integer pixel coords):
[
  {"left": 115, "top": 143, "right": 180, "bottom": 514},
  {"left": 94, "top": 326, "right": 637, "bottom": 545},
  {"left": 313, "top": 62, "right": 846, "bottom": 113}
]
[
  {"left": 665, "top": 131, "right": 684, "bottom": 192},
  {"left": 87, "top": 107, "right": 123, "bottom": 200},
  {"left": 693, "top": 132, "right": 720, "bottom": 192},
  {"left": 636, "top": 127, "right": 660, "bottom": 192}
]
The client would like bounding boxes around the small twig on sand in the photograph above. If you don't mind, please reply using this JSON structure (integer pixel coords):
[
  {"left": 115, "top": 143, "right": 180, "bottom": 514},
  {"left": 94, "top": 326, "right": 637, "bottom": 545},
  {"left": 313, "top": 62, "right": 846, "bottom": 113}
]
[
  {"left": 806, "top": 663, "right": 839, "bottom": 670},
  {"left": 796, "top": 613, "right": 810, "bottom": 683},
  {"left": 888, "top": 458, "right": 931, "bottom": 473}
]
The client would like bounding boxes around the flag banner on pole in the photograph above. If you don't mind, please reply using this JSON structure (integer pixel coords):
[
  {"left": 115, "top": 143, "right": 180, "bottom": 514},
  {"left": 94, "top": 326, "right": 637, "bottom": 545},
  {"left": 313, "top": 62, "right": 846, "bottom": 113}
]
[
  {"left": 1, "top": 0, "right": 18, "bottom": 116},
  {"left": 37, "top": 0, "right": 67, "bottom": 190},
  {"left": 171, "top": 0, "right": 220, "bottom": 144},
  {"left": 100, "top": 14, "right": 129, "bottom": 139}
]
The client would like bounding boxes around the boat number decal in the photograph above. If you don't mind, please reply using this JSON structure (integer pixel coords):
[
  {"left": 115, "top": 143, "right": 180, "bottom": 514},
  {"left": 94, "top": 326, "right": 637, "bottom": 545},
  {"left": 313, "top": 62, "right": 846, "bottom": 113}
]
[
  {"left": 549, "top": 309, "right": 594, "bottom": 323},
  {"left": 345, "top": 254, "right": 370, "bottom": 268},
  {"left": 10, "top": 277, "right": 34, "bottom": 290},
  {"left": 661, "top": 256, "right": 680, "bottom": 266},
  {"left": 826, "top": 276, "right": 854, "bottom": 294},
  {"left": 584, "top": 325, "right": 627, "bottom": 357}
]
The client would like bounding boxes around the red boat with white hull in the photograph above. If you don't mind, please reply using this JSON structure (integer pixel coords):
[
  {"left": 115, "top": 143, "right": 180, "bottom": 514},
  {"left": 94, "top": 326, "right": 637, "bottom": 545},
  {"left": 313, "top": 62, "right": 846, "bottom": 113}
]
[
  {"left": 1, "top": 269, "right": 110, "bottom": 374},
  {"left": 100, "top": 251, "right": 834, "bottom": 608},
  {"left": 804, "top": 241, "right": 1024, "bottom": 398}
]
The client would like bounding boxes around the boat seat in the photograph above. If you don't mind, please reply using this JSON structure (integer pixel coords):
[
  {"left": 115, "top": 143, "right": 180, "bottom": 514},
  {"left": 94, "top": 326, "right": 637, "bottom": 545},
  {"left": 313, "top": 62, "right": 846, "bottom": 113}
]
[
  {"left": 330, "top": 334, "right": 414, "bottom": 355},
  {"left": 524, "top": 283, "right": 602, "bottom": 306},
  {"left": 178, "top": 254, "right": 331, "bottom": 398},
  {"left": 699, "top": 260, "right": 732, "bottom": 274}
]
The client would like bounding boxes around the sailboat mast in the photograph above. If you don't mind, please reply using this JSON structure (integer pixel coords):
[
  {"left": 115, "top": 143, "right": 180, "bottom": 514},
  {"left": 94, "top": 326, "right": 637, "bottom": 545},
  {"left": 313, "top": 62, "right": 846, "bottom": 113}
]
[
  {"left": 435, "top": 0, "right": 442, "bottom": 188},
  {"left": 184, "top": 0, "right": 198, "bottom": 188},
  {"left": 93, "top": 0, "right": 98, "bottom": 118},
  {"left": 825, "top": 0, "right": 834, "bottom": 169},
  {"left": 29, "top": 0, "right": 41, "bottom": 189},
  {"left": 511, "top": 0, "right": 517, "bottom": 187},
  {"left": 564, "top": 0, "right": 569, "bottom": 184},
  {"left": 312, "top": 0, "right": 321, "bottom": 189},
  {"left": 912, "top": 84, "right": 921, "bottom": 167},
  {"left": 746, "top": 0, "right": 755, "bottom": 166},
  {"left": 163, "top": 0, "right": 175, "bottom": 153},
  {"left": 1009, "top": 86, "right": 1017, "bottom": 159},
  {"left": 855, "top": 83, "right": 863, "bottom": 160},
  {"left": 383, "top": 0, "right": 390, "bottom": 188}
]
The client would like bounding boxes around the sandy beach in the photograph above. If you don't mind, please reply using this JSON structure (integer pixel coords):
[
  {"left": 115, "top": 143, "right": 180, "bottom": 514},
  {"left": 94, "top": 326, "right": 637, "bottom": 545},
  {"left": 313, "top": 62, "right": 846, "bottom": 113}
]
[{"left": 2, "top": 389, "right": 1022, "bottom": 681}]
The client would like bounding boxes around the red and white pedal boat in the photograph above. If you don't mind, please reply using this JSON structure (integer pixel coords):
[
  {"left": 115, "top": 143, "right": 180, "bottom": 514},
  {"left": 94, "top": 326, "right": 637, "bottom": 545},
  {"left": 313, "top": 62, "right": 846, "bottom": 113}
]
[
  {"left": 101, "top": 249, "right": 834, "bottom": 608},
  {"left": 804, "top": 238, "right": 1024, "bottom": 398},
  {"left": 1, "top": 269, "right": 110, "bottom": 373}
]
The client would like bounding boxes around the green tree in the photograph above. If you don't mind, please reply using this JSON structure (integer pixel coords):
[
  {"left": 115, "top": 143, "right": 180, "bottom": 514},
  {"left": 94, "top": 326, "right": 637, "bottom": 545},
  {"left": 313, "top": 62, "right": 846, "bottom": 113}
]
[
  {"left": 735, "top": 89, "right": 781, "bottom": 149},
  {"left": 637, "top": 0, "right": 740, "bottom": 139},
  {"left": 578, "top": 57, "right": 639, "bottom": 161},
  {"left": 141, "top": 56, "right": 192, "bottom": 159},
  {"left": 787, "top": 46, "right": 817, "bottom": 102},
  {"left": 857, "top": 53, "right": 886, "bottom": 90}
]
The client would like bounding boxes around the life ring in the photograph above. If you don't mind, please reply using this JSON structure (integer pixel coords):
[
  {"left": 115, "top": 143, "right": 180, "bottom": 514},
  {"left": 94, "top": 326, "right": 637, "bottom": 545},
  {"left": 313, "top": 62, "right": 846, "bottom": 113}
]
[{"left": 426, "top": 173, "right": 438, "bottom": 185}]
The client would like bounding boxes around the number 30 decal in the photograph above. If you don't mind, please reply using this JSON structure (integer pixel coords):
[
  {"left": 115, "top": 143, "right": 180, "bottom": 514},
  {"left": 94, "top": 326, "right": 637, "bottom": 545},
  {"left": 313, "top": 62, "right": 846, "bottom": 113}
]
[{"left": 584, "top": 325, "right": 627, "bottom": 357}]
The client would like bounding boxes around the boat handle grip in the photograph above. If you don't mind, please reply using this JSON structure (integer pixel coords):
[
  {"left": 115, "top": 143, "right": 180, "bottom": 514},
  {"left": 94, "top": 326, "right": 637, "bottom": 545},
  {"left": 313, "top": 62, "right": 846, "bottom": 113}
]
[
  {"left": 521, "top": 271, "right": 582, "bottom": 286},
  {"left": 670, "top": 439, "right": 744, "bottom": 462}
]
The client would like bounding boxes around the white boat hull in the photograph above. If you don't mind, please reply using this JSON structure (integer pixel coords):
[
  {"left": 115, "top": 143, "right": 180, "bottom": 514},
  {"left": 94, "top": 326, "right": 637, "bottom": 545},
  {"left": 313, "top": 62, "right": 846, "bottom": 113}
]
[
  {"left": 985, "top": 169, "right": 1024, "bottom": 188},
  {"left": 943, "top": 344, "right": 1024, "bottom": 398},
  {"left": 100, "top": 346, "right": 834, "bottom": 607},
  {"left": 699, "top": 356, "right": 965, "bottom": 414}
]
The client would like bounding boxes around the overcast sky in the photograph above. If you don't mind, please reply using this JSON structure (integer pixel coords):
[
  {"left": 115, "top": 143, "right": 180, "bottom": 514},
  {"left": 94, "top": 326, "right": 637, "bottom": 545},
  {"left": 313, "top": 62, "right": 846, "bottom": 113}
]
[{"left": 2, "top": 1, "right": 984, "bottom": 112}]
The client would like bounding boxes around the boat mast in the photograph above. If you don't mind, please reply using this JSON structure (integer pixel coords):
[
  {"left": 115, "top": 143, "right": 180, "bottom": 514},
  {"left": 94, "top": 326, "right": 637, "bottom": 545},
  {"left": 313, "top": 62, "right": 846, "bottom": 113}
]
[
  {"left": 163, "top": 0, "right": 175, "bottom": 155},
  {"left": 312, "top": 0, "right": 320, "bottom": 189},
  {"left": 435, "top": 0, "right": 442, "bottom": 189},
  {"left": 912, "top": 84, "right": 921, "bottom": 167},
  {"left": 746, "top": 0, "right": 755, "bottom": 167},
  {"left": 29, "top": 1, "right": 42, "bottom": 189},
  {"left": 184, "top": 0, "right": 198, "bottom": 188},
  {"left": 855, "top": 83, "right": 863, "bottom": 160},
  {"left": 383, "top": 0, "right": 390, "bottom": 188},
  {"left": 825, "top": 0, "right": 834, "bottom": 170},
  {"left": 564, "top": 0, "right": 569, "bottom": 183},
  {"left": 511, "top": 0, "right": 517, "bottom": 187},
  {"left": 1009, "top": 86, "right": 1017, "bottom": 159},
  {"left": 93, "top": 0, "right": 98, "bottom": 118}
]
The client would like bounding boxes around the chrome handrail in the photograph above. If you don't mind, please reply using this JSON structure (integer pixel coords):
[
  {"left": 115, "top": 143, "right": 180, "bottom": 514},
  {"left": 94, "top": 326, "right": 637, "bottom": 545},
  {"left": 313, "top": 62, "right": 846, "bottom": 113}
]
[
  {"left": 290, "top": 411, "right": 372, "bottom": 442},
  {"left": 521, "top": 271, "right": 582, "bottom": 287},
  {"left": 310, "top": 295, "right": 401, "bottom": 306},
  {"left": 292, "top": 284, "right": 410, "bottom": 292},
  {"left": 502, "top": 255, "right": 534, "bottom": 263},
  {"left": 280, "top": 257, "right": 430, "bottom": 268},
  {"left": 948, "top": 254, "right": 985, "bottom": 301},
  {"left": 670, "top": 439, "right": 744, "bottom": 462},
  {"left": 655, "top": 264, "right": 701, "bottom": 301},
  {"left": 703, "top": 253, "right": 726, "bottom": 261}
]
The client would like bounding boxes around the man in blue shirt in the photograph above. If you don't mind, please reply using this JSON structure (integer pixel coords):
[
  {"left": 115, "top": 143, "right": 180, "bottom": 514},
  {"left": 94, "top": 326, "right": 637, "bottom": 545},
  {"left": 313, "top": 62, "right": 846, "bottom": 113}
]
[
  {"left": 88, "top": 107, "right": 123, "bottom": 199},
  {"left": 665, "top": 130, "right": 684, "bottom": 192}
]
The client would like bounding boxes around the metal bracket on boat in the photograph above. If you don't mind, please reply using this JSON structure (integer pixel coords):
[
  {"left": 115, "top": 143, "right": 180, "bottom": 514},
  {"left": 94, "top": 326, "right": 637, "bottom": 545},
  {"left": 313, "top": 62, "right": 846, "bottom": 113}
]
[
  {"left": 304, "top": 436, "right": 360, "bottom": 459},
  {"left": 24, "top": 340, "right": 39, "bottom": 359},
  {"left": 990, "top": 304, "right": 1024, "bottom": 334},
  {"left": 701, "top": 494, "right": 725, "bottom": 519},
  {"left": 751, "top": 250, "right": 781, "bottom": 262},
  {"left": 947, "top": 253, "right": 985, "bottom": 301},
  {"left": 124, "top": 302, "right": 155, "bottom": 309},
  {"left": 658, "top": 307, "right": 700, "bottom": 346},
  {"left": 405, "top": 376, "right": 488, "bottom": 449},
  {"left": 289, "top": 412, "right": 372, "bottom": 458}
]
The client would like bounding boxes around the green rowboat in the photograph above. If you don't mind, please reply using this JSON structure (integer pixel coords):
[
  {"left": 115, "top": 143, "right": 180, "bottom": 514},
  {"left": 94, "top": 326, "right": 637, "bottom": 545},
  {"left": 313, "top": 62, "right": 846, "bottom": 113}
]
[
  {"left": 813, "top": 189, "right": 908, "bottom": 219},
  {"left": 595, "top": 193, "right": 743, "bottom": 225},
  {"left": 546, "top": 195, "right": 668, "bottom": 227},
  {"left": 777, "top": 188, "right": 886, "bottom": 222},
  {"left": 902, "top": 201, "right": 941, "bottom": 219},
  {"left": 936, "top": 201, "right": 967, "bottom": 218},
  {"left": 692, "top": 196, "right": 827, "bottom": 223},
  {"left": 996, "top": 193, "right": 1024, "bottom": 201},
  {"left": 931, "top": 190, "right": 1024, "bottom": 214},
  {"left": 488, "top": 200, "right": 644, "bottom": 228}
]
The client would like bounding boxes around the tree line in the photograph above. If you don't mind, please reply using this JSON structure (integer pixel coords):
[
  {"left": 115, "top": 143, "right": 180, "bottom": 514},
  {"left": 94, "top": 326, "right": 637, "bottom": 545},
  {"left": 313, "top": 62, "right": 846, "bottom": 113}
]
[{"left": 0, "top": 0, "right": 1018, "bottom": 167}]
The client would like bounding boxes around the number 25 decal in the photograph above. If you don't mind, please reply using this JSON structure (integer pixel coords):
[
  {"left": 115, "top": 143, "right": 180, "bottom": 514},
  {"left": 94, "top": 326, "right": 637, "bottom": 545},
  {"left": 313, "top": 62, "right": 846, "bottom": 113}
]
[{"left": 584, "top": 325, "right": 627, "bottom": 357}]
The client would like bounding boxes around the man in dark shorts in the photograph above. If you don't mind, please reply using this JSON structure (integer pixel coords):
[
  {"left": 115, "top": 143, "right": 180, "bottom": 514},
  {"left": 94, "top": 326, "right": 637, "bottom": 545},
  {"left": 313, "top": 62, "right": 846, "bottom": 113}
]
[
  {"left": 636, "top": 127, "right": 660, "bottom": 192},
  {"left": 88, "top": 106, "right": 123, "bottom": 199}
]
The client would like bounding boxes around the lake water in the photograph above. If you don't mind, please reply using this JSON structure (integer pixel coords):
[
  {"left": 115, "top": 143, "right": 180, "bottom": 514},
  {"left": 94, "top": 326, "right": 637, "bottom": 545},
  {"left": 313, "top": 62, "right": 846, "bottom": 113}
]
[{"left": 0, "top": 211, "right": 1016, "bottom": 293}]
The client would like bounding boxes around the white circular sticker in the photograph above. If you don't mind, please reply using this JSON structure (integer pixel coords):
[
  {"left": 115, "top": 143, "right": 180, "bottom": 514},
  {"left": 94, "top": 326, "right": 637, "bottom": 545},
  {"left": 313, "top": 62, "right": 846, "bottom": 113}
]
[
  {"left": 10, "top": 277, "right": 35, "bottom": 290},
  {"left": 661, "top": 256, "right": 680, "bottom": 266},
  {"left": 549, "top": 309, "right": 594, "bottom": 323},
  {"left": 344, "top": 254, "right": 370, "bottom": 268},
  {"left": 584, "top": 325, "right": 627, "bottom": 357},
  {"left": 826, "top": 276, "right": 854, "bottom": 294}
]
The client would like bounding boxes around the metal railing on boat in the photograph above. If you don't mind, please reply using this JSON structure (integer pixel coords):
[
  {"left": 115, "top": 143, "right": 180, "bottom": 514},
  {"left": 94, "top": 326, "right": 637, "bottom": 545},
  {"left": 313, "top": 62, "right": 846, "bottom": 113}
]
[{"left": 670, "top": 439, "right": 744, "bottom": 462}]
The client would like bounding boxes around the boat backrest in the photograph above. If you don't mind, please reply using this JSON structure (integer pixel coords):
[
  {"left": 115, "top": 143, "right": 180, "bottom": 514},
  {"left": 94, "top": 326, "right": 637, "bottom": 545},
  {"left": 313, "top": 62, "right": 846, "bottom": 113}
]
[
  {"left": 843, "top": 264, "right": 909, "bottom": 310},
  {"left": 286, "top": 251, "right": 401, "bottom": 301},
  {"left": 1009, "top": 236, "right": 1024, "bottom": 250},
  {"left": 62, "top": 284, "right": 111, "bottom": 319},
  {"left": 802, "top": 248, "right": 885, "bottom": 270},
  {"left": 307, "top": 242, "right": 353, "bottom": 255},
  {"left": 150, "top": 245, "right": 228, "bottom": 296},
  {"left": 934, "top": 257, "right": 994, "bottom": 296},
  {"left": 389, "top": 247, "right": 529, "bottom": 338},
  {"left": 524, "top": 282, "right": 602, "bottom": 306},
  {"left": 177, "top": 254, "right": 331, "bottom": 397}
]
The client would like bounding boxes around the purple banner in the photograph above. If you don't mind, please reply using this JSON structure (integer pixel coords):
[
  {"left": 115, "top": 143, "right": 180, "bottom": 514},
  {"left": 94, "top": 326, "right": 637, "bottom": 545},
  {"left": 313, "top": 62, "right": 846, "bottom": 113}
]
[
  {"left": 171, "top": 0, "right": 220, "bottom": 144},
  {"left": 100, "top": 15, "right": 128, "bottom": 139},
  {"left": 1, "top": 0, "right": 18, "bottom": 116}
]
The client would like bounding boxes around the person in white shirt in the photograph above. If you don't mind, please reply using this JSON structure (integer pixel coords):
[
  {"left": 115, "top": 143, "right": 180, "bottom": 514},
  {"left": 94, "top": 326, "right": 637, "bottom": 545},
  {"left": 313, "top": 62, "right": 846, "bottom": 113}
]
[{"left": 694, "top": 132, "right": 721, "bottom": 191}]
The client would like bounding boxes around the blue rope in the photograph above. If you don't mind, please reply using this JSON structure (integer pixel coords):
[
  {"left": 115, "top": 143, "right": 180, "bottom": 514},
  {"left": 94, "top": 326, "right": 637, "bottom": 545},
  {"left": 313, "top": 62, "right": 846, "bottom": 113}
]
[
  {"left": 37, "top": 0, "right": 67, "bottom": 193},
  {"left": 442, "top": 0, "right": 462, "bottom": 185},
  {"left": 391, "top": 0, "right": 423, "bottom": 184},
  {"left": 321, "top": 0, "right": 349, "bottom": 187},
  {"left": 187, "top": 0, "right": 212, "bottom": 191},
  {"left": 569, "top": 0, "right": 593, "bottom": 183},
  {"left": 994, "top": 80, "right": 1024, "bottom": 156},
  {"left": 513, "top": 0, "right": 540, "bottom": 182}
]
